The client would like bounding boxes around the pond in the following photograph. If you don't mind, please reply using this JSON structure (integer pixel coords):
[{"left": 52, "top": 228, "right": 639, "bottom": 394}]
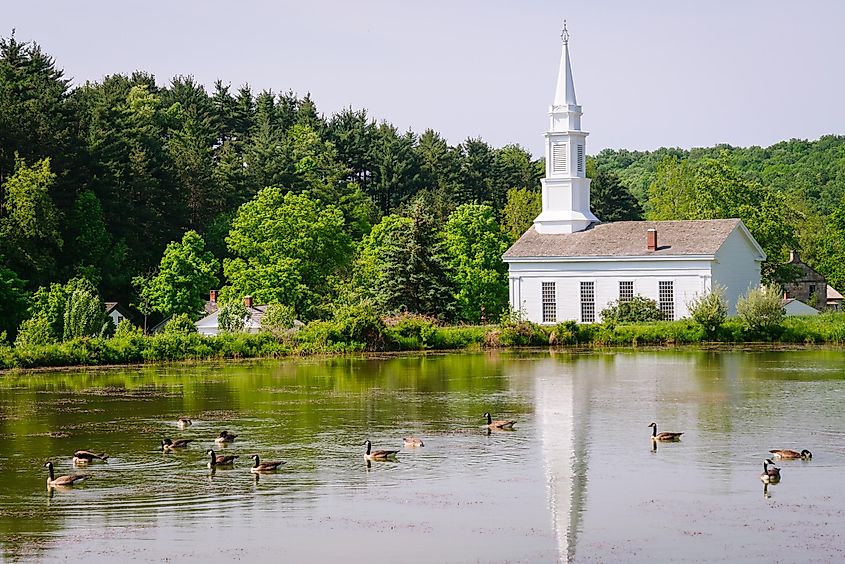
[{"left": 1, "top": 349, "right": 844, "bottom": 562}]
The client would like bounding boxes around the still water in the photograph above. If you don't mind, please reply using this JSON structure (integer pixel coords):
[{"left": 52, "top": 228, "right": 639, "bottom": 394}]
[{"left": 1, "top": 350, "right": 844, "bottom": 562}]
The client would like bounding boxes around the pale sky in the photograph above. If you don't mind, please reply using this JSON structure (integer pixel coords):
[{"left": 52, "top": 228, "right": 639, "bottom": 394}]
[{"left": 4, "top": 1, "right": 843, "bottom": 157}]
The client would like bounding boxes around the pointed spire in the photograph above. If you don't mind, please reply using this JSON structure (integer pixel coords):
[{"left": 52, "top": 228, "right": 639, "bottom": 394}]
[{"left": 553, "top": 20, "right": 578, "bottom": 107}]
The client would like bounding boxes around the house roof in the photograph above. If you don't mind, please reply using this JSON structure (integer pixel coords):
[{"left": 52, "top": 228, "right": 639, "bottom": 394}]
[
  {"left": 828, "top": 285, "right": 844, "bottom": 301},
  {"left": 195, "top": 305, "right": 269, "bottom": 328},
  {"left": 104, "top": 302, "right": 133, "bottom": 319},
  {"left": 503, "top": 219, "right": 756, "bottom": 259}
]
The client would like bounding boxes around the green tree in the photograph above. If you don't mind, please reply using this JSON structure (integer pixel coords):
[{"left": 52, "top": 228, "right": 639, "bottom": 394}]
[
  {"left": 0, "top": 154, "right": 63, "bottom": 286},
  {"left": 63, "top": 283, "right": 108, "bottom": 340},
  {"left": 223, "top": 188, "right": 351, "bottom": 318},
  {"left": 350, "top": 214, "right": 413, "bottom": 303},
  {"left": 502, "top": 188, "right": 541, "bottom": 241},
  {"left": 162, "top": 313, "right": 197, "bottom": 334},
  {"left": 374, "top": 199, "right": 455, "bottom": 318},
  {"left": 492, "top": 144, "right": 540, "bottom": 208},
  {"left": 816, "top": 196, "right": 845, "bottom": 290},
  {"left": 217, "top": 301, "right": 248, "bottom": 333},
  {"left": 0, "top": 260, "right": 28, "bottom": 337},
  {"left": 647, "top": 155, "right": 796, "bottom": 282},
  {"left": 138, "top": 230, "right": 219, "bottom": 318},
  {"left": 456, "top": 137, "right": 495, "bottom": 206},
  {"left": 261, "top": 302, "right": 296, "bottom": 334},
  {"left": 590, "top": 170, "right": 643, "bottom": 222},
  {"left": 0, "top": 33, "right": 74, "bottom": 206},
  {"left": 442, "top": 204, "right": 510, "bottom": 323}
]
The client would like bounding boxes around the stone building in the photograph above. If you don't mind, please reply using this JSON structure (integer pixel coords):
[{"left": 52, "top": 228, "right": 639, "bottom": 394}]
[{"left": 782, "top": 251, "right": 827, "bottom": 309}]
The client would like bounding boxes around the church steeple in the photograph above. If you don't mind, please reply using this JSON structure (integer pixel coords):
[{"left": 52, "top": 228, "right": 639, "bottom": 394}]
[
  {"left": 553, "top": 23, "right": 577, "bottom": 107},
  {"left": 534, "top": 21, "right": 598, "bottom": 235}
]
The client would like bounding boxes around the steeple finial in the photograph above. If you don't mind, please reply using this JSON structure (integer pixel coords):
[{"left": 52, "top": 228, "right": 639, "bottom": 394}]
[{"left": 561, "top": 20, "right": 569, "bottom": 45}]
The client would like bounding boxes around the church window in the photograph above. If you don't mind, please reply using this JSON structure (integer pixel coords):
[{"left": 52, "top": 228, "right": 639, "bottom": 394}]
[
  {"left": 542, "top": 282, "right": 556, "bottom": 323},
  {"left": 577, "top": 145, "right": 584, "bottom": 173},
  {"left": 580, "top": 281, "right": 595, "bottom": 323},
  {"left": 658, "top": 281, "right": 675, "bottom": 320},
  {"left": 552, "top": 143, "right": 568, "bottom": 174},
  {"left": 619, "top": 281, "right": 634, "bottom": 301}
]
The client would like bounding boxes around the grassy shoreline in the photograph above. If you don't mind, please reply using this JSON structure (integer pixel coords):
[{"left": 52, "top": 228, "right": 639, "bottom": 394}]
[{"left": 2, "top": 312, "right": 845, "bottom": 372}]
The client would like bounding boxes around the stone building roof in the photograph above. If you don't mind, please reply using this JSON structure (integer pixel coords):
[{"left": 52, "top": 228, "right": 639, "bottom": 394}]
[{"left": 504, "top": 219, "right": 747, "bottom": 259}]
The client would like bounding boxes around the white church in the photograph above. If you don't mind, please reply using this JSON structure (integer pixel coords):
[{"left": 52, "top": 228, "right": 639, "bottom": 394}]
[{"left": 503, "top": 24, "right": 766, "bottom": 324}]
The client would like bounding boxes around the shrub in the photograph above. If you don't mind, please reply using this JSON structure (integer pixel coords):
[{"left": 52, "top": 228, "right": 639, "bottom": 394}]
[
  {"left": 601, "top": 295, "right": 662, "bottom": 323},
  {"left": 14, "top": 314, "right": 56, "bottom": 348},
  {"left": 386, "top": 313, "right": 439, "bottom": 349},
  {"left": 687, "top": 285, "right": 728, "bottom": 336},
  {"left": 736, "top": 285, "right": 784, "bottom": 337},
  {"left": 497, "top": 318, "right": 548, "bottom": 347},
  {"left": 549, "top": 320, "right": 580, "bottom": 345},
  {"left": 163, "top": 314, "right": 198, "bottom": 334},
  {"left": 333, "top": 301, "right": 388, "bottom": 351}
]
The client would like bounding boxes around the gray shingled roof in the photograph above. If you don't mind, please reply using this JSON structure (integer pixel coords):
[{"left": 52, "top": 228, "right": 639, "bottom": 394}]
[{"left": 503, "top": 219, "right": 743, "bottom": 259}]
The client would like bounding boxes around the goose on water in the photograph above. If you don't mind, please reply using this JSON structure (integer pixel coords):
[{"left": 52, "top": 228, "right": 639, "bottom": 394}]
[
  {"left": 161, "top": 438, "right": 193, "bottom": 451},
  {"left": 249, "top": 454, "right": 285, "bottom": 473},
  {"left": 73, "top": 450, "right": 109, "bottom": 464},
  {"left": 648, "top": 422, "right": 684, "bottom": 442},
  {"left": 769, "top": 449, "right": 812, "bottom": 460},
  {"left": 403, "top": 437, "right": 425, "bottom": 448},
  {"left": 215, "top": 431, "right": 237, "bottom": 444},
  {"left": 760, "top": 458, "right": 782, "bottom": 484},
  {"left": 177, "top": 417, "right": 192, "bottom": 428},
  {"left": 484, "top": 412, "right": 516, "bottom": 430},
  {"left": 206, "top": 449, "right": 238, "bottom": 468},
  {"left": 363, "top": 440, "right": 399, "bottom": 461},
  {"left": 45, "top": 462, "right": 88, "bottom": 488}
]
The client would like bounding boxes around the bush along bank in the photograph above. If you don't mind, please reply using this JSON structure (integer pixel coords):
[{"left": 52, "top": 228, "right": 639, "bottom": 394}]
[{"left": 3, "top": 312, "right": 845, "bottom": 370}]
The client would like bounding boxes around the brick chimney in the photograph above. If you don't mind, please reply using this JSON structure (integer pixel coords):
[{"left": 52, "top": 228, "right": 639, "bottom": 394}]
[
  {"left": 209, "top": 289, "right": 218, "bottom": 303},
  {"left": 789, "top": 250, "right": 800, "bottom": 263},
  {"left": 647, "top": 228, "right": 657, "bottom": 252},
  {"left": 243, "top": 295, "right": 253, "bottom": 309}
]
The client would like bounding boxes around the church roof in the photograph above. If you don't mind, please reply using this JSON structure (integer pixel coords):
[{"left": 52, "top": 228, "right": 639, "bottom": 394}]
[{"left": 503, "top": 219, "right": 747, "bottom": 259}]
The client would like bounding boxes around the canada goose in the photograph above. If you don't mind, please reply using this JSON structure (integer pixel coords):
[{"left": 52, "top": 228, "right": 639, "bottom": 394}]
[
  {"left": 161, "top": 438, "right": 193, "bottom": 451},
  {"left": 249, "top": 454, "right": 285, "bottom": 473},
  {"left": 648, "top": 422, "right": 684, "bottom": 442},
  {"left": 44, "top": 462, "right": 87, "bottom": 488},
  {"left": 403, "top": 437, "right": 425, "bottom": 447},
  {"left": 363, "top": 440, "right": 399, "bottom": 461},
  {"left": 177, "top": 417, "right": 192, "bottom": 428},
  {"left": 73, "top": 450, "right": 109, "bottom": 464},
  {"left": 206, "top": 449, "right": 239, "bottom": 468},
  {"left": 760, "top": 458, "right": 781, "bottom": 484},
  {"left": 215, "top": 431, "right": 237, "bottom": 444},
  {"left": 484, "top": 412, "right": 516, "bottom": 430},
  {"left": 769, "top": 449, "right": 812, "bottom": 460}
]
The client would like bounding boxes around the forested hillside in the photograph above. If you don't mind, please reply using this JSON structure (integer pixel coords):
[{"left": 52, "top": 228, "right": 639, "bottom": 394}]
[{"left": 2, "top": 33, "right": 845, "bottom": 345}]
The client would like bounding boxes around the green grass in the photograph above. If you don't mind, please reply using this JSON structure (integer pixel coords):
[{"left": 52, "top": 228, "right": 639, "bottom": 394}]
[{"left": 2, "top": 313, "right": 845, "bottom": 370}]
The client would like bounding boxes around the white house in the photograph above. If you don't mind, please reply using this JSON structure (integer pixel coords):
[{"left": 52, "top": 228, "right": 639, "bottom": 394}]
[
  {"left": 502, "top": 24, "right": 766, "bottom": 324},
  {"left": 104, "top": 302, "right": 133, "bottom": 327},
  {"left": 195, "top": 295, "right": 267, "bottom": 336},
  {"left": 783, "top": 298, "right": 819, "bottom": 316}
]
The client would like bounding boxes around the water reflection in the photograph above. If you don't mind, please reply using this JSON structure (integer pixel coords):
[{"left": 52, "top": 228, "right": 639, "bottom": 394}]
[
  {"left": 534, "top": 357, "right": 590, "bottom": 564},
  {"left": 2, "top": 350, "right": 845, "bottom": 561}
]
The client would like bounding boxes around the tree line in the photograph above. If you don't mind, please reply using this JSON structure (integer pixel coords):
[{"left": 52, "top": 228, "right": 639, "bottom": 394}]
[{"left": 2, "top": 32, "right": 843, "bottom": 345}]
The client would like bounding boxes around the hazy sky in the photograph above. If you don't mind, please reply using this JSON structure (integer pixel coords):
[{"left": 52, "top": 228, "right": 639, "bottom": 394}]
[{"left": 4, "top": 1, "right": 843, "bottom": 157}]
